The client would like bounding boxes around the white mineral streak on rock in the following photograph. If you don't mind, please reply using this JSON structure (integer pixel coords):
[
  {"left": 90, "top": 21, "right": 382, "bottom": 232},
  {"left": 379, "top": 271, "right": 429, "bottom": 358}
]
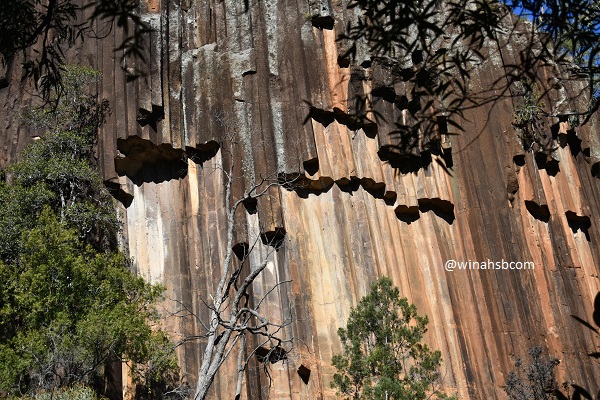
[
  {"left": 188, "top": 158, "right": 200, "bottom": 215},
  {"left": 271, "top": 100, "right": 287, "bottom": 172},
  {"left": 264, "top": 0, "right": 280, "bottom": 76}
]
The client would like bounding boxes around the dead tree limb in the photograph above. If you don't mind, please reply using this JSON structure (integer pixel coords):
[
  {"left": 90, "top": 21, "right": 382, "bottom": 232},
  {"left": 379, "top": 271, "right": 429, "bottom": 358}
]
[{"left": 173, "top": 125, "right": 299, "bottom": 400}]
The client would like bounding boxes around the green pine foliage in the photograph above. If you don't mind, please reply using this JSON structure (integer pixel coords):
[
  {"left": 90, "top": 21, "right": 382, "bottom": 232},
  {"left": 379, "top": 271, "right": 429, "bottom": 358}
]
[
  {"left": 8, "top": 65, "right": 117, "bottom": 253},
  {"left": 331, "top": 277, "right": 454, "bottom": 400},
  {"left": 0, "top": 209, "right": 175, "bottom": 394},
  {"left": 7, "top": 129, "right": 118, "bottom": 251},
  {"left": 0, "top": 182, "right": 54, "bottom": 263},
  {"left": 0, "top": 65, "right": 179, "bottom": 397}
]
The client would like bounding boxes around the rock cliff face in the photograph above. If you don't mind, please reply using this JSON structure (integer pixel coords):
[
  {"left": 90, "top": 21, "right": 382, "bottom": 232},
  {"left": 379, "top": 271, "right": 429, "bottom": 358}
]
[{"left": 2, "top": 1, "right": 600, "bottom": 399}]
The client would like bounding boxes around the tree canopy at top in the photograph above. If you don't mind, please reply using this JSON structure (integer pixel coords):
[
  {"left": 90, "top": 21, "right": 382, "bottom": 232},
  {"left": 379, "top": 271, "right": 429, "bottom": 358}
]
[
  {"left": 0, "top": 0, "right": 149, "bottom": 99},
  {"left": 2, "top": 0, "right": 599, "bottom": 128}
]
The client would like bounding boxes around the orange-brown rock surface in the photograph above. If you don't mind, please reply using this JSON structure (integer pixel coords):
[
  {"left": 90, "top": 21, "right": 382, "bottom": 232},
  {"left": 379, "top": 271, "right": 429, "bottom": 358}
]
[{"left": 1, "top": 1, "right": 600, "bottom": 399}]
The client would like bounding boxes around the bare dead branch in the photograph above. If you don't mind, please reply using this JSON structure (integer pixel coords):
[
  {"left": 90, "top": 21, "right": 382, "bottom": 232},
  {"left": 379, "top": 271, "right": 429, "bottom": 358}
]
[{"left": 158, "top": 119, "right": 299, "bottom": 400}]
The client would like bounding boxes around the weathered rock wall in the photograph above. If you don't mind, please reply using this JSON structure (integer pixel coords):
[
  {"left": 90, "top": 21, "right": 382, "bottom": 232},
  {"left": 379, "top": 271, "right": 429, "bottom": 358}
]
[{"left": 1, "top": 1, "right": 600, "bottom": 399}]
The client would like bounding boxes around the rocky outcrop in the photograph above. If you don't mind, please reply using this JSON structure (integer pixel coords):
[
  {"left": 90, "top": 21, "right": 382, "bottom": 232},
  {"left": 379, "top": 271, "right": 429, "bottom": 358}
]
[{"left": 1, "top": 1, "right": 600, "bottom": 399}]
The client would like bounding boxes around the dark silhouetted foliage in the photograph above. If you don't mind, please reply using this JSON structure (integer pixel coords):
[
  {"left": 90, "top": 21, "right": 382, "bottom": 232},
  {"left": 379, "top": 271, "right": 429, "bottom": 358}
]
[
  {"left": 0, "top": 0, "right": 149, "bottom": 100},
  {"left": 505, "top": 346, "right": 560, "bottom": 400}
]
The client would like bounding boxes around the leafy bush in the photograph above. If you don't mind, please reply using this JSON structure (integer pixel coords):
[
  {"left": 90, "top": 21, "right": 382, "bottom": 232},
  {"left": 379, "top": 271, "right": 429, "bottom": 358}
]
[
  {"left": 23, "top": 385, "right": 100, "bottom": 400},
  {"left": 7, "top": 129, "right": 118, "bottom": 251},
  {"left": 513, "top": 85, "right": 544, "bottom": 129}
]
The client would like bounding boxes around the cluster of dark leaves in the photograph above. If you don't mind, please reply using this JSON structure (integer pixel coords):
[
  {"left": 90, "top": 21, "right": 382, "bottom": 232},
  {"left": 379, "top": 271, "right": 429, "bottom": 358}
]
[
  {"left": 0, "top": 0, "right": 150, "bottom": 101},
  {"left": 505, "top": 346, "right": 560, "bottom": 400},
  {"left": 339, "top": 0, "right": 505, "bottom": 142},
  {"left": 505, "top": 0, "right": 600, "bottom": 124},
  {"left": 342, "top": 0, "right": 501, "bottom": 60},
  {"left": 506, "top": 294, "right": 600, "bottom": 400},
  {"left": 334, "top": 0, "right": 600, "bottom": 165}
]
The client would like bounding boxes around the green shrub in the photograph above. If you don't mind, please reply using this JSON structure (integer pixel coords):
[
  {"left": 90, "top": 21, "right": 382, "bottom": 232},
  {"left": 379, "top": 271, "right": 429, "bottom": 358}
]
[{"left": 30, "top": 385, "right": 100, "bottom": 400}]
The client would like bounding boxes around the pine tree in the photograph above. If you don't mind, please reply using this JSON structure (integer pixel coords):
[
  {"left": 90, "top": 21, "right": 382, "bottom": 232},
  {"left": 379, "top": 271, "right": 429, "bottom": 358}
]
[{"left": 331, "top": 277, "right": 454, "bottom": 400}]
